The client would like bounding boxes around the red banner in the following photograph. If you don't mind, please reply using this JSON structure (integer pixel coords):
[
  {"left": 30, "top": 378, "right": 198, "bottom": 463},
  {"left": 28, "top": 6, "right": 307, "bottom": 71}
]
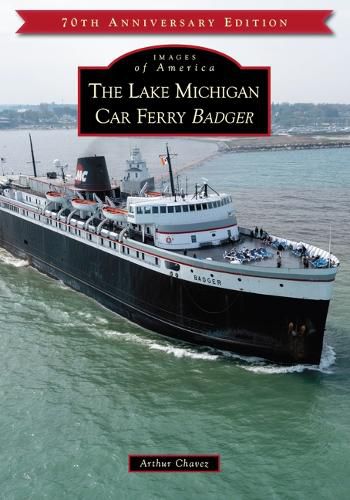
[{"left": 16, "top": 10, "right": 333, "bottom": 35}]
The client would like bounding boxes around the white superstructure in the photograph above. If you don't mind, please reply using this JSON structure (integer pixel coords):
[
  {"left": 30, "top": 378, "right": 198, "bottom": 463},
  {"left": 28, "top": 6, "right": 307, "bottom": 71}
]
[{"left": 127, "top": 191, "right": 239, "bottom": 249}]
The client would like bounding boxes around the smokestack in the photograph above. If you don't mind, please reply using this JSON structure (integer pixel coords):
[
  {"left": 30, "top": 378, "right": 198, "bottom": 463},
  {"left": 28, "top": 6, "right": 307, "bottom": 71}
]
[{"left": 75, "top": 156, "right": 112, "bottom": 192}]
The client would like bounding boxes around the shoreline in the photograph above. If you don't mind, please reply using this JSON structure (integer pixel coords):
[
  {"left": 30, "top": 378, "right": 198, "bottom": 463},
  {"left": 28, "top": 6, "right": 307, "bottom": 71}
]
[{"left": 198, "top": 134, "right": 350, "bottom": 153}]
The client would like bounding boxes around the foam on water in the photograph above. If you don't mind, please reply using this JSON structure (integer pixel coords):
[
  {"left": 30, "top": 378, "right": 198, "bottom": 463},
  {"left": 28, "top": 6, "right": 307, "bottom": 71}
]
[
  {"left": 96, "top": 329, "right": 219, "bottom": 360},
  {"left": 92, "top": 328, "right": 337, "bottom": 370},
  {"left": 0, "top": 248, "right": 28, "bottom": 268},
  {"left": 148, "top": 342, "right": 219, "bottom": 360},
  {"left": 240, "top": 344, "right": 336, "bottom": 375}
]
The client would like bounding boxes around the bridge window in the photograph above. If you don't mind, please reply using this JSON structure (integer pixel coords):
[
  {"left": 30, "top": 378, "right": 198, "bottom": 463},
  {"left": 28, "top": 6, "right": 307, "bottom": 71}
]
[
  {"left": 152, "top": 206, "right": 159, "bottom": 214},
  {"left": 189, "top": 205, "right": 195, "bottom": 211},
  {"left": 167, "top": 206, "right": 174, "bottom": 213},
  {"left": 208, "top": 202, "right": 213, "bottom": 208},
  {"left": 196, "top": 204, "right": 202, "bottom": 211},
  {"left": 160, "top": 206, "right": 166, "bottom": 214},
  {"left": 182, "top": 205, "right": 189, "bottom": 212},
  {"left": 202, "top": 203, "right": 207, "bottom": 210},
  {"left": 191, "top": 235, "right": 197, "bottom": 243},
  {"left": 175, "top": 205, "right": 181, "bottom": 213},
  {"left": 136, "top": 206, "right": 143, "bottom": 214},
  {"left": 144, "top": 206, "right": 151, "bottom": 214}
]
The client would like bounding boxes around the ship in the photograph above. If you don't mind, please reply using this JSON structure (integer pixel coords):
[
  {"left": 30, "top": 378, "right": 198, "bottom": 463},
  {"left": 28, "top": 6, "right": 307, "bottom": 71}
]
[{"left": 0, "top": 143, "right": 340, "bottom": 365}]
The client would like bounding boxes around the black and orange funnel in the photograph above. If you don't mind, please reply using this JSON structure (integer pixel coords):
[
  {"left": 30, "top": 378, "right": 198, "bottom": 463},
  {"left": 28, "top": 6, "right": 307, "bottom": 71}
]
[{"left": 75, "top": 156, "right": 112, "bottom": 192}]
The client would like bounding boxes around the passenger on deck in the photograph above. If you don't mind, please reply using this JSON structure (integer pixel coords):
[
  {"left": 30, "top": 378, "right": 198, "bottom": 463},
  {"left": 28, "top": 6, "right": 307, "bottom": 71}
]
[
  {"left": 276, "top": 251, "right": 282, "bottom": 268},
  {"left": 254, "top": 226, "right": 259, "bottom": 238},
  {"left": 302, "top": 255, "right": 309, "bottom": 268},
  {"left": 259, "top": 228, "right": 264, "bottom": 238},
  {"left": 261, "top": 231, "right": 268, "bottom": 244}
]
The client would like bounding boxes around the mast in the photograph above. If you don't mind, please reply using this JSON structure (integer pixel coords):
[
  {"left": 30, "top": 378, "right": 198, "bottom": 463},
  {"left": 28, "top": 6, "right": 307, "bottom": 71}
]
[
  {"left": 166, "top": 144, "right": 176, "bottom": 199},
  {"left": 29, "top": 133, "right": 37, "bottom": 177}
]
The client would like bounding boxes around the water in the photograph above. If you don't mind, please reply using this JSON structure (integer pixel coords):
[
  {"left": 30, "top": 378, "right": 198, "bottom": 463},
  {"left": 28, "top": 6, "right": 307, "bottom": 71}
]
[{"left": 0, "top": 131, "right": 349, "bottom": 499}]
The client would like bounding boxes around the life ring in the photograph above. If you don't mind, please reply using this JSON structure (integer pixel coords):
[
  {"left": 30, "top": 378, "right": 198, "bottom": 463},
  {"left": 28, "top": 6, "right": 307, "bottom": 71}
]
[{"left": 166, "top": 236, "right": 172, "bottom": 244}]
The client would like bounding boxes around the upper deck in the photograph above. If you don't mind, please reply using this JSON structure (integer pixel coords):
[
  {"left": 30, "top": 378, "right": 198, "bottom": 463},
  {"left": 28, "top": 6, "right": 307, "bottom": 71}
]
[
  {"left": 174, "top": 230, "right": 332, "bottom": 270},
  {"left": 0, "top": 175, "right": 339, "bottom": 273}
]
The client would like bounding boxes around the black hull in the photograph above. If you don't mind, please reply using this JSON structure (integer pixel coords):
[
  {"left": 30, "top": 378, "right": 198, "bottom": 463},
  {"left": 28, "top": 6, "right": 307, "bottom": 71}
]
[{"left": 0, "top": 211, "right": 329, "bottom": 364}]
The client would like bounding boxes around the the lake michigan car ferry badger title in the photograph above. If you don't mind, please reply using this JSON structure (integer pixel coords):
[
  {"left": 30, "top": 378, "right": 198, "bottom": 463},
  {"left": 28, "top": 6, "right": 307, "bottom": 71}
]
[
  {"left": 90, "top": 81, "right": 259, "bottom": 126},
  {"left": 78, "top": 46, "right": 270, "bottom": 135}
]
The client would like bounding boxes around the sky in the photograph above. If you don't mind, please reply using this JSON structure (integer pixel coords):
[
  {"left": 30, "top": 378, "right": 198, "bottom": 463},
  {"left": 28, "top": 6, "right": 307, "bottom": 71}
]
[{"left": 0, "top": 0, "right": 349, "bottom": 104}]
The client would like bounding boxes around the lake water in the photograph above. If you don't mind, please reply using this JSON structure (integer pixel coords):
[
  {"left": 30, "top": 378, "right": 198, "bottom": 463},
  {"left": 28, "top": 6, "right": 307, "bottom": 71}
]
[{"left": 0, "top": 130, "right": 349, "bottom": 499}]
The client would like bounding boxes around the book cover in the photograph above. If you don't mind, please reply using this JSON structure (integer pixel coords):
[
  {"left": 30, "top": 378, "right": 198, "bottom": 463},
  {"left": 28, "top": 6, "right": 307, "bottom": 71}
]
[{"left": 0, "top": 1, "right": 349, "bottom": 499}]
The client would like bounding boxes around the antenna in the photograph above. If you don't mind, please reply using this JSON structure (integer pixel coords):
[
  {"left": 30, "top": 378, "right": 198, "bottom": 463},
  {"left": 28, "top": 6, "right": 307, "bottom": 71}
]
[
  {"left": 0, "top": 157, "right": 6, "bottom": 176},
  {"left": 328, "top": 224, "right": 332, "bottom": 267}
]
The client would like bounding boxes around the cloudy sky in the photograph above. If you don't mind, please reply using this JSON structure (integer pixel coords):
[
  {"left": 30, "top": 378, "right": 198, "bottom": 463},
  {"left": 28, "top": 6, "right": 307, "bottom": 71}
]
[{"left": 1, "top": 0, "right": 349, "bottom": 104}]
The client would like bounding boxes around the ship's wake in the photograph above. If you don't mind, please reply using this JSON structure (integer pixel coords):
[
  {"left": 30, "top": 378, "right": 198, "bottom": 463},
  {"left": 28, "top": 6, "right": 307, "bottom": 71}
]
[
  {"left": 99, "top": 330, "right": 219, "bottom": 361},
  {"left": 0, "top": 248, "right": 28, "bottom": 268},
  {"left": 96, "top": 328, "right": 336, "bottom": 371},
  {"left": 95, "top": 330, "right": 336, "bottom": 375},
  {"left": 222, "top": 343, "right": 336, "bottom": 374}
]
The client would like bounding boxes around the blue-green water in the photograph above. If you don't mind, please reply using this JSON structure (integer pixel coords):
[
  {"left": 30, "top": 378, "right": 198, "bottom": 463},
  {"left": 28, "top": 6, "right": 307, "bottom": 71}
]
[{"left": 0, "top": 138, "right": 349, "bottom": 499}]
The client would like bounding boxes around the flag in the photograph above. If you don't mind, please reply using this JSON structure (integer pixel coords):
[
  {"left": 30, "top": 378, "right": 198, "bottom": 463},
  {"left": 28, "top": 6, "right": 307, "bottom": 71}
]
[{"left": 160, "top": 156, "right": 167, "bottom": 166}]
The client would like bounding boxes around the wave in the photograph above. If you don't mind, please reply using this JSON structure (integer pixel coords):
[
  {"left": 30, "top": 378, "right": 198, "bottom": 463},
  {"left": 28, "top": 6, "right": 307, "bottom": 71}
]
[
  {"left": 0, "top": 248, "right": 28, "bottom": 268},
  {"left": 148, "top": 342, "right": 219, "bottom": 360},
  {"left": 239, "top": 344, "right": 336, "bottom": 375},
  {"left": 96, "top": 329, "right": 219, "bottom": 361},
  {"left": 92, "top": 328, "right": 336, "bottom": 371}
]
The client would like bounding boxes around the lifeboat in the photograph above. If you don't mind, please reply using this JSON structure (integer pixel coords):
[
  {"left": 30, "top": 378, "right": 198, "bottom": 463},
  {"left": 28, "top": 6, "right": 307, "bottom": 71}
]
[
  {"left": 71, "top": 198, "right": 98, "bottom": 211},
  {"left": 146, "top": 191, "right": 162, "bottom": 197},
  {"left": 46, "top": 191, "right": 66, "bottom": 203},
  {"left": 102, "top": 206, "right": 128, "bottom": 222}
]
